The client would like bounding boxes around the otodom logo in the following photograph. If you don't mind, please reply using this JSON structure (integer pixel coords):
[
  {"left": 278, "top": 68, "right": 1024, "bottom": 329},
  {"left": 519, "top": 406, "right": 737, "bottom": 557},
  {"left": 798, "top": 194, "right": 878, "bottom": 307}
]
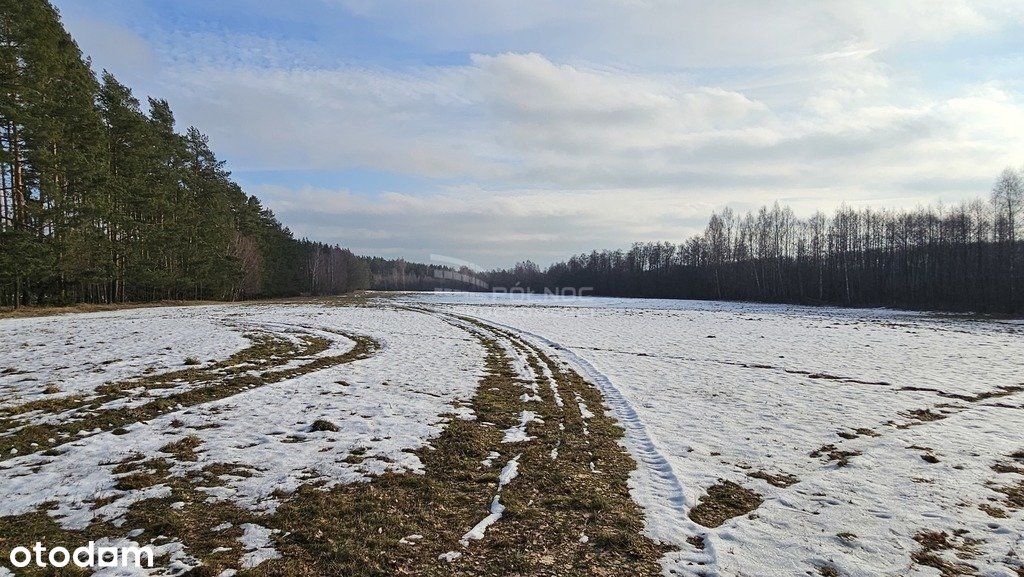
[{"left": 7, "top": 541, "right": 154, "bottom": 570}]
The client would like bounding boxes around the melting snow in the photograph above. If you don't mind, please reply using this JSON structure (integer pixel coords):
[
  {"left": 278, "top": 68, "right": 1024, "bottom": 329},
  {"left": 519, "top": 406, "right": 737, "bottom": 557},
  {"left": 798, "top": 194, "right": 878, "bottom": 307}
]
[
  {"left": 501, "top": 410, "right": 542, "bottom": 443},
  {"left": 0, "top": 303, "right": 486, "bottom": 568},
  {"left": 409, "top": 291, "right": 1024, "bottom": 577},
  {"left": 238, "top": 523, "right": 280, "bottom": 569}
]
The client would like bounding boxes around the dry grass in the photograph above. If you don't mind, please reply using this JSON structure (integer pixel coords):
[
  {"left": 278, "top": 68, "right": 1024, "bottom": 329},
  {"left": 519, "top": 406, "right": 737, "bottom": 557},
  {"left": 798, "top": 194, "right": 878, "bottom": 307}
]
[
  {"left": 687, "top": 481, "right": 763, "bottom": 528},
  {"left": 994, "top": 480, "right": 1024, "bottom": 509},
  {"left": 911, "top": 531, "right": 980, "bottom": 576},
  {"left": 248, "top": 317, "right": 669, "bottom": 576},
  {"left": 747, "top": 470, "right": 799, "bottom": 488},
  {"left": 979, "top": 503, "right": 1007, "bottom": 518},
  {"left": 0, "top": 306, "right": 669, "bottom": 576},
  {"left": 809, "top": 444, "right": 862, "bottom": 467}
]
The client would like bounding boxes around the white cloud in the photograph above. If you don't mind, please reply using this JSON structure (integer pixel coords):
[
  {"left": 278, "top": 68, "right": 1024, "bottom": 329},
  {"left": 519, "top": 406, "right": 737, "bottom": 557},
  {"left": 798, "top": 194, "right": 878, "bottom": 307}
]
[
  {"left": 57, "top": 0, "right": 1024, "bottom": 265},
  {"left": 60, "top": 15, "right": 157, "bottom": 78},
  {"left": 166, "top": 48, "right": 1024, "bottom": 210},
  {"left": 256, "top": 184, "right": 721, "bottom": 267}
]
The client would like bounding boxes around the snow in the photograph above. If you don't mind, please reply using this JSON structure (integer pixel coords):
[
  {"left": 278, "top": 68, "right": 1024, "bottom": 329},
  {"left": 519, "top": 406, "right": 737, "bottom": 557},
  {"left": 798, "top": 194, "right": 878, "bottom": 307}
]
[
  {"left": 575, "top": 395, "right": 595, "bottom": 420},
  {"left": 85, "top": 536, "right": 196, "bottom": 576},
  {"left": 497, "top": 453, "right": 521, "bottom": 487},
  {"left": 0, "top": 302, "right": 485, "bottom": 569},
  {"left": 481, "top": 450, "right": 500, "bottom": 468},
  {"left": 459, "top": 495, "right": 506, "bottom": 547},
  {"left": 238, "top": 523, "right": 280, "bottom": 569},
  {"left": 398, "top": 534, "right": 423, "bottom": 545},
  {"left": 406, "top": 291, "right": 1024, "bottom": 577},
  {"left": 501, "top": 410, "right": 541, "bottom": 443},
  {"left": 460, "top": 454, "right": 521, "bottom": 547},
  {"left": 4, "top": 293, "right": 1022, "bottom": 575},
  {"left": 0, "top": 306, "right": 250, "bottom": 408}
]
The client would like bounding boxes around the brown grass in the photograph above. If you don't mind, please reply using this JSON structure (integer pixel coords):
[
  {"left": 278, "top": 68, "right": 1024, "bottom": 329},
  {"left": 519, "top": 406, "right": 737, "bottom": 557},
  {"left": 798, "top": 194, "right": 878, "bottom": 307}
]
[
  {"left": 911, "top": 531, "right": 979, "bottom": 576},
  {"left": 810, "top": 444, "right": 861, "bottom": 467},
  {"left": 687, "top": 481, "right": 763, "bottom": 528},
  {"left": 747, "top": 470, "right": 799, "bottom": 488},
  {"left": 0, "top": 305, "right": 669, "bottom": 576},
  {"left": 0, "top": 293, "right": 378, "bottom": 320},
  {"left": 245, "top": 314, "right": 669, "bottom": 576}
]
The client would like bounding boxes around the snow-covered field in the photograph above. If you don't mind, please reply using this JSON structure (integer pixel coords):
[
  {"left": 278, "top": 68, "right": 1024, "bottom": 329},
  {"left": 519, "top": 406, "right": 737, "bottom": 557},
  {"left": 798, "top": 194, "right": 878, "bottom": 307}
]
[
  {"left": 406, "top": 292, "right": 1024, "bottom": 577},
  {"left": 0, "top": 303, "right": 484, "bottom": 574},
  {"left": 0, "top": 306, "right": 251, "bottom": 408},
  {"left": 1, "top": 294, "right": 1021, "bottom": 576}
]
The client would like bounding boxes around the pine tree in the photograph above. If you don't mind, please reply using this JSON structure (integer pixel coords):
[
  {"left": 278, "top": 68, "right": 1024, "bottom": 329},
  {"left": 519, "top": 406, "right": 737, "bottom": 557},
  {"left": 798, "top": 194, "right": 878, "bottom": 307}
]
[{"left": 1, "top": 0, "right": 370, "bottom": 307}]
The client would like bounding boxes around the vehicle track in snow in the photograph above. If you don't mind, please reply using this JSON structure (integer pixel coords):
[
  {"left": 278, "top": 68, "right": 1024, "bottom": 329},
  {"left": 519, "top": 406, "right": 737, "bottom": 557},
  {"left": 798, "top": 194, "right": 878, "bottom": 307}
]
[
  {"left": 0, "top": 301, "right": 682, "bottom": 576},
  {"left": 208, "top": 305, "right": 672, "bottom": 576},
  {"left": 446, "top": 313, "right": 723, "bottom": 576},
  {"left": 0, "top": 321, "right": 380, "bottom": 461}
]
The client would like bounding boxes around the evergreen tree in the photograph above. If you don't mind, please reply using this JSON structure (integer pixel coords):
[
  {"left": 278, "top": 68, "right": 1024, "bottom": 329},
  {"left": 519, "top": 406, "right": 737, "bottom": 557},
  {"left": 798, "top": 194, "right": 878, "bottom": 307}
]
[{"left": 1, "top": 0, "right": 368, "bottom": 307}]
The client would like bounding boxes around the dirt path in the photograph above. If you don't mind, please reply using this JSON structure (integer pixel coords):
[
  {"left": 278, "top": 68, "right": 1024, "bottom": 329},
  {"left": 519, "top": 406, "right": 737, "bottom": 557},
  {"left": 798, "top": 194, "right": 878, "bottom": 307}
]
[
  {"left": 0, "top": 304, "right": 669, "bottom": 576},
  {"left": 238, "top": 309, "right": 668, "bottom": 576}
]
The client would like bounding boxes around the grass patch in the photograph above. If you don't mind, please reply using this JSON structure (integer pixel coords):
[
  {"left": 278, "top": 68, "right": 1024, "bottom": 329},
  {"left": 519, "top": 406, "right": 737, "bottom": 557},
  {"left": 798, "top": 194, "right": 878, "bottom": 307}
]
[
  {"left": 687, "top": 481, "right": 763, "bottom": 528},
  {"left": 748, "top": 470, "right": 799, "bottom": 488},
  {"left": 310, "top": 419, "right": 341, "bottom": 433},
  {"left": 246, "top": 313, "right": 669, "bottom": 576},
  {"left": 911, "top": 531, "right": 979, "bottom": 576},
  {"left": 159, "top": 435, "right": 203, "bottom": 461},
  {"left": 810, "top": 444, "right": 861, "bottom": 467},
  {"left": 994, "top": 479, "right": 1024, "bottom": 509}
]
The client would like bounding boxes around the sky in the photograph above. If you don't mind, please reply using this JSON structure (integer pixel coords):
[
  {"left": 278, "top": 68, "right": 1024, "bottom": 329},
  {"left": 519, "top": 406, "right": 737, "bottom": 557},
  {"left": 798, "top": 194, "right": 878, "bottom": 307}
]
[{"left": 53, "top": 0, "right": 1024, "bottom": 269}]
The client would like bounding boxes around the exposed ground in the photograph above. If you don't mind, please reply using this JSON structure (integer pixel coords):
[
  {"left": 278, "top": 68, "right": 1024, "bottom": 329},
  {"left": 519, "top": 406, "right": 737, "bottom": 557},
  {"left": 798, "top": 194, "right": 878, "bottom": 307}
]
[
  {"left": 1, "top": 294, "right": 1022, "bottom": 576},
  {"left": 409, "top": 292, "right": 1024, "bottom": 577},
  {"left": 0, "top": 299, "right": 666, "bottom": 576}
]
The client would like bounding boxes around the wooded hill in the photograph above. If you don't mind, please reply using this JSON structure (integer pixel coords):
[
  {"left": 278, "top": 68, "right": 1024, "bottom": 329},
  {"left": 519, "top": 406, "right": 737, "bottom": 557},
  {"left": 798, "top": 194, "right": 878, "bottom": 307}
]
[
  {"left": 484, "top": 173, "right": 1024, "bottom": 314},
  {"left": 0, "top": 1, "right": 368, "bottom": 307}
]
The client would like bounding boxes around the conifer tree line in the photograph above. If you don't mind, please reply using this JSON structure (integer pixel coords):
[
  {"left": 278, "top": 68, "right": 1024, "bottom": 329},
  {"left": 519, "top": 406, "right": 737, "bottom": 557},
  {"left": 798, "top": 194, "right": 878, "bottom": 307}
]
[
  {"left": 485, "top": 169, "right": 1024, "bottom": 314},
  {"left": 0, "top": 1, "right": 368, "bottom": 307}
]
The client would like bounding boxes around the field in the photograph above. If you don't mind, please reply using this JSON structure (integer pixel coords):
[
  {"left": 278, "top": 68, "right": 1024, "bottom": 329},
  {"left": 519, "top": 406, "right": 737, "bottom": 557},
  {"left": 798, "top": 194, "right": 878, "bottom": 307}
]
[{"left": 0, "top": 293, "right": 1022, "bottom": 577}]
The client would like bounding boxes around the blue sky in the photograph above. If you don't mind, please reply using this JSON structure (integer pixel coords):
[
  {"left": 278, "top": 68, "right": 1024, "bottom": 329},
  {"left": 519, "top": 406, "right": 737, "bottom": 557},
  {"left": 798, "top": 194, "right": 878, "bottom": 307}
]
[{"left": 53, "top": 1, "right": 1024, "bottom": 268}]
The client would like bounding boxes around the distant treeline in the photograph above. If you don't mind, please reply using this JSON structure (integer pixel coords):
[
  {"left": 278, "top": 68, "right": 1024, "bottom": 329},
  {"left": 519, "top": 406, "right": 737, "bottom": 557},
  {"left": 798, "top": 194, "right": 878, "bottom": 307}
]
[
  {"left": 485, "top": 170, "right": 1024, "bottom": 314},
  {"left": 0, "top": 1, "right": 369, "bottom": 307},
  {"left": 362, "top": 257, "right": 453, "bottom": 291}
]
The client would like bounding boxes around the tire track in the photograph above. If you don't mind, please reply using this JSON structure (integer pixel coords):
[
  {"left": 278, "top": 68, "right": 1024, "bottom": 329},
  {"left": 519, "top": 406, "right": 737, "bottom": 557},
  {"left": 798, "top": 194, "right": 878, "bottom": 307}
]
[
  {"left": 450, "top": 314, "right": 721, "bottom": 576},
  {"left": 0, "top": 323, "right": 380, "bottom": 461}
]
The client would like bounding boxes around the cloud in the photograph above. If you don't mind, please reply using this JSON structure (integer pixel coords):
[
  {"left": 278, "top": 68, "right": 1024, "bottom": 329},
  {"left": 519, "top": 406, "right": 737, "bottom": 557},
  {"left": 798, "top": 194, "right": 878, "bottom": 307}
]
[
  {"left": 164, "top": 52, "right": 782, "bottom": 182},
  {"left": 55, "top": 0, "right": 1024, "bottom": 265},
  {"left": 165, "top": 48, "right": 1024, "bottom": 210},
  {"left": 256, "top": 184, "right": 718, "bottom": 267},
  {"left": 59, "top": 15, "right": 157, "bottom": 78},
  {"left": 335, "top": 0, "right": 1022, "bottom": 67}
]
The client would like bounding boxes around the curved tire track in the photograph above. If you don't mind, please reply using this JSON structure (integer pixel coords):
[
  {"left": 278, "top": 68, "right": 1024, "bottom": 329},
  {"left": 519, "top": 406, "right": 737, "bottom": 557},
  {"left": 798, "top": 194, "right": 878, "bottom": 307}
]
[{"left": 453, "top": 314, "right": 722, "bottom": 576}]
